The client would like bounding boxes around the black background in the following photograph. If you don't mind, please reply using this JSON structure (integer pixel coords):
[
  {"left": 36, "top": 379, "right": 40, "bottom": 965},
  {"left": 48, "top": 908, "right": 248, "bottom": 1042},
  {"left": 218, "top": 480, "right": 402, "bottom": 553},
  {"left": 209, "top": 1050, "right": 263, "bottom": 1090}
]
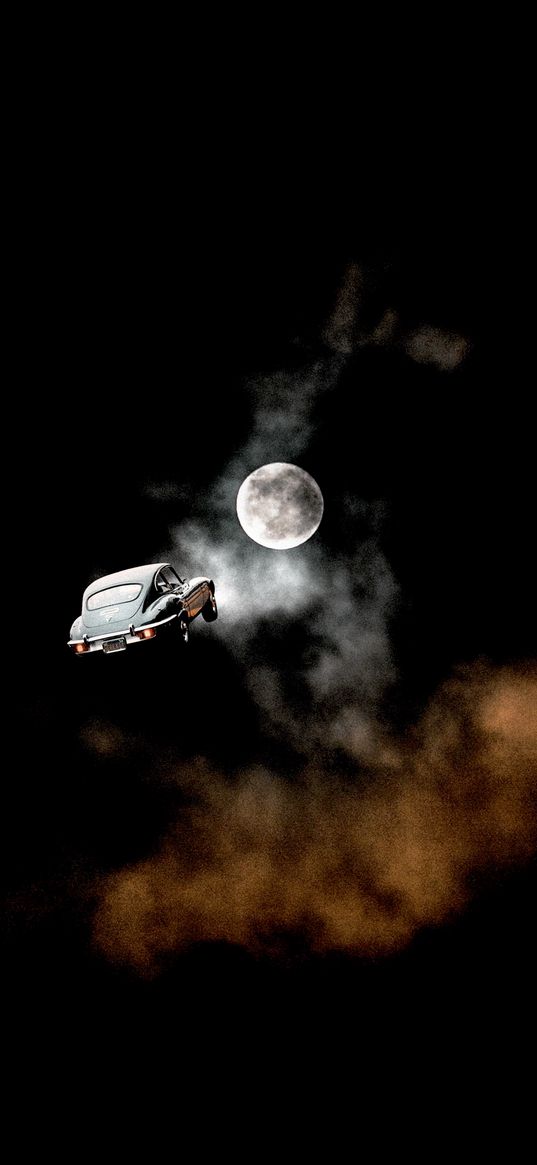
[{"left": 8, "top": 79, "right": 535, "bottom": 1091}]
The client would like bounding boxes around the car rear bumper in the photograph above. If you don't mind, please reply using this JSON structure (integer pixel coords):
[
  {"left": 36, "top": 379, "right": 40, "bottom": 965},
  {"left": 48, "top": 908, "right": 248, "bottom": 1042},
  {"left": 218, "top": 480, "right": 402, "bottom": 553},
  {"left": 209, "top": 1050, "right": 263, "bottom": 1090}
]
[{"left": 68, "top": 612, "right": 181, "bottom": 654}]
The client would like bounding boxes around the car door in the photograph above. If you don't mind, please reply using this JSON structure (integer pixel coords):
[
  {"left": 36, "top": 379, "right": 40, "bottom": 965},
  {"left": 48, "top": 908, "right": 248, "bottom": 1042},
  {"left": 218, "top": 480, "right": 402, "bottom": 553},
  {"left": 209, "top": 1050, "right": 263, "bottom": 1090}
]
[
  {"left": 185, "top": 580, "right": 208, "bottom": 618},
  {"left": 155, "top": 567, "right": 187, "bottom": 612}
]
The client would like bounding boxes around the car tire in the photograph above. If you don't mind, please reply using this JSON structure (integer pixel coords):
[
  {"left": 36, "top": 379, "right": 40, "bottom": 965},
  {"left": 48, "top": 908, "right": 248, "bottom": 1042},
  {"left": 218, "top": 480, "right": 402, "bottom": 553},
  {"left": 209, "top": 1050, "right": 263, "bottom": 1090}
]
[{"left": 201, "top": 595, "right": 218, "bottom": 622}]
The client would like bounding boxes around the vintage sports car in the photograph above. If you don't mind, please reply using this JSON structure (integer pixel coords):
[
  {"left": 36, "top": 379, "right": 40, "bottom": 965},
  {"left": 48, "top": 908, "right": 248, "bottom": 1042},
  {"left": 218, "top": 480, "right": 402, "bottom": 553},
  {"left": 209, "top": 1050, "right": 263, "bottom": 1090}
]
[{"left": 68, "top": 563, "right": 217, "bottom": 655}]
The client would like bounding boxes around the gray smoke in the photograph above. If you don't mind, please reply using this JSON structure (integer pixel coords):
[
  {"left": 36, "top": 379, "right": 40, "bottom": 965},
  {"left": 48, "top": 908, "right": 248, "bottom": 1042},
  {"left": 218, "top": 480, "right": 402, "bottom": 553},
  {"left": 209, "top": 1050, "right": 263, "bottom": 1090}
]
[
  {"left": 157, "top": 264, "right": 468, "bottom": 756},
  {"left": 163, "top": 357, "right": 397, "bottom": 760}
]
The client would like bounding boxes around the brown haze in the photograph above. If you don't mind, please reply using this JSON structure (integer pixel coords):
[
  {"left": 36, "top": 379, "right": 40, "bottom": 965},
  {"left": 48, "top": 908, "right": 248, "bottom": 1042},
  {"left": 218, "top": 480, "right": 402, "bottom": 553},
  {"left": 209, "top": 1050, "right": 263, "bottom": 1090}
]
[
  {"left": 322, "top": 260, "right": 470, "bottom": 370},
  {"left": 93, "top": 664, "right": 537, "bottom": 975}
]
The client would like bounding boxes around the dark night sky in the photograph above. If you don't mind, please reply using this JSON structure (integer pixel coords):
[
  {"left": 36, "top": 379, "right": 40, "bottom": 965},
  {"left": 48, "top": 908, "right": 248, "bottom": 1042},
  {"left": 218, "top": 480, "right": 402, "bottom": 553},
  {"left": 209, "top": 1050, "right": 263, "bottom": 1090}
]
[{"left": 8, "top": 87, "right": 536, "bottom": 1090}]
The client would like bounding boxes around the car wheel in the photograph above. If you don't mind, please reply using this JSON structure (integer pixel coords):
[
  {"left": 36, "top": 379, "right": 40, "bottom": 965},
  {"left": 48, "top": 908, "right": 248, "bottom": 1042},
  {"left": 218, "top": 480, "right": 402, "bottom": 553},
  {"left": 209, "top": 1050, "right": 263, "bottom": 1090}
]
[
  {"left": 179, "top": 614, "right": 190, "bottom": 644},
  {"left": 201, "top": 595, "right": 218, "bottom": 622}
]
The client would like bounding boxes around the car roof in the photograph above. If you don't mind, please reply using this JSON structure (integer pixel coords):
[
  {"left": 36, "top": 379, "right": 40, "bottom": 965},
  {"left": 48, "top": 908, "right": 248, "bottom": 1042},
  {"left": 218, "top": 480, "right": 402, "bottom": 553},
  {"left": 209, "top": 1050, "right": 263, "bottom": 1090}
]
[{"left": 83, "top": 563, "right": 171, "bottom": 600}]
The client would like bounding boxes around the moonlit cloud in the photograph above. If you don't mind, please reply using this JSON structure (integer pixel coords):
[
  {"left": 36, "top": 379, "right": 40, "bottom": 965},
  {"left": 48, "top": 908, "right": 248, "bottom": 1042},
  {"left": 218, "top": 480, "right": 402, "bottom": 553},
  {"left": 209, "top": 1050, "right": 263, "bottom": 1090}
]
[
  {"left": 403, "top": 325, "right": 469, "bottom": 370},
  {"left": 369, "top": 307, "right": 399, "bottom": 346},
  {"left": 93, "top": 665, "right": 537, "bottom": 973},
  {"left": 156, "top": 337, "right": 398, "bottom": 758},
  {"left": 80, "top": 720, "right": 128, "bottom": 758},
  {"left": 64, "top": 255, "right": 531, "bottom": 975},
  {"left": 167, "top": 510, "right": 396, "bottom": 757},
  {"left": 237, "top": 359, "right": 345, "bottom": 471},
  {"left": 143, "top": 481, "right": 192, "bottom": 503},
  {"left": 84, "top": 281, "right": 537, "bottom": 981},
  {"left": 323, "top": 261, "right": 470, "bottom": 371},
  {"left": 323, "top": 262, "right": 364, "bottom": 353}
]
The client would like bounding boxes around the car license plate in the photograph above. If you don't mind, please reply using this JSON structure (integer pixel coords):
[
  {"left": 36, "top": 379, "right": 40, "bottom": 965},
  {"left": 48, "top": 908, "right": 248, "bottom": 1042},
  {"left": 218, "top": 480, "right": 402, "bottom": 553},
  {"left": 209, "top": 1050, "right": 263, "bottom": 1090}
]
[{"left": 103, "top": 637, "right": 126, "bottom": 653}]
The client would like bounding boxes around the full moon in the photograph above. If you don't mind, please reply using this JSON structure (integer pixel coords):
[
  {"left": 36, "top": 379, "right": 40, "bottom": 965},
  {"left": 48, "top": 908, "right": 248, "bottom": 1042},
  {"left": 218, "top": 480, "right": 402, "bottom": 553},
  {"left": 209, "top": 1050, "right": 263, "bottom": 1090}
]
[{"left": 236, "top": 463, "right": 324, "bottom": 549}]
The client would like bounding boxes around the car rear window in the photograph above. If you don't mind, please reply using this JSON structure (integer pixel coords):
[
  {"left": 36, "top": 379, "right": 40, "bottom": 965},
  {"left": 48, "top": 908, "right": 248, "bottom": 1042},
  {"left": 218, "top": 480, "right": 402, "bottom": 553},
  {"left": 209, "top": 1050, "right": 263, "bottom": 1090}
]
[{"left": 87, "top": 584, "right": 143, "bottom": 610}]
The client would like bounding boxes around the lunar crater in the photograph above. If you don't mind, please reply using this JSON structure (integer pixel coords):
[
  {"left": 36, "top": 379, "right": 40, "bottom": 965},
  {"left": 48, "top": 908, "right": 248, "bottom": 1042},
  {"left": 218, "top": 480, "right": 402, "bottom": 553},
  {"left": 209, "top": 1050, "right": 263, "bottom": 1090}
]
[{"left": 236, "top": 463, "right": 324, "bottom": 550}]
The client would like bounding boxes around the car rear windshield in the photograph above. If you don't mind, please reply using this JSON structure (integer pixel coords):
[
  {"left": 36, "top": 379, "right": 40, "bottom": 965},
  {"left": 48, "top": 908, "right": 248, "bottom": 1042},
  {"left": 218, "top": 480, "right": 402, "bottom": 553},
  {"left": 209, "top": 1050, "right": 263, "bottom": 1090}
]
[{"left": 87, "top": 584, "right": 143, "bottom": 610}]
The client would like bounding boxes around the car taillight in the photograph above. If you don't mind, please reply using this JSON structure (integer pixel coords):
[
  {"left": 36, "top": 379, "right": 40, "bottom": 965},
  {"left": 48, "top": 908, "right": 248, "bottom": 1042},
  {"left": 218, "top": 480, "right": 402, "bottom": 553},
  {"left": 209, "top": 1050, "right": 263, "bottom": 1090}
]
[
  {"left": 136, "top": 627, "right": 156, "bottom": 640},
  {"left": 73, "top": 642, "right": 90, "bottom": 654}
]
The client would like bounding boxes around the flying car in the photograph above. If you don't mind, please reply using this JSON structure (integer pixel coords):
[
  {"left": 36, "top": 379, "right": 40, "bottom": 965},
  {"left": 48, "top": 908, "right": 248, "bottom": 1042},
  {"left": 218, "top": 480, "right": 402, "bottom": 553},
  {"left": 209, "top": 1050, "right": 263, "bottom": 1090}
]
[{"left": 68, "top": 563, "right": 217, "bottom": 655}]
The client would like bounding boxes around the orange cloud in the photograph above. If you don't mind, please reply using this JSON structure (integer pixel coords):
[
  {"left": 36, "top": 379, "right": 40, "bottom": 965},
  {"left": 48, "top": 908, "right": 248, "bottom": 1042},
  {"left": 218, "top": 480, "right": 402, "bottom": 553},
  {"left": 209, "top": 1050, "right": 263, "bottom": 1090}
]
[{"left": 93, "top": 664, "right": 537, "bottom": 975}]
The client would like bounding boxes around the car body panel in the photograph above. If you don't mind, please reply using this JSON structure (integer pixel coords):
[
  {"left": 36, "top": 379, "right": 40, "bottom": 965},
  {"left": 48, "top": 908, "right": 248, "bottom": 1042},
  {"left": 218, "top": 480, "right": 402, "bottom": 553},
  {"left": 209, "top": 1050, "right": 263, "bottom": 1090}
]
[{"left": 68, "top": 563, "right": 215, "bottom": 654}]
